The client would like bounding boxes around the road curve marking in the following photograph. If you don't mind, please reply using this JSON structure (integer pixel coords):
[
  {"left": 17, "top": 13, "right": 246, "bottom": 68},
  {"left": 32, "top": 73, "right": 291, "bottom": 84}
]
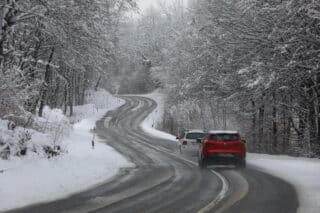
[
  {"left": 197, "top": 169, "right": 229, "bottom": 213},
  {"left": 213, "top": 170, "right": 249, "bottom": 213}
]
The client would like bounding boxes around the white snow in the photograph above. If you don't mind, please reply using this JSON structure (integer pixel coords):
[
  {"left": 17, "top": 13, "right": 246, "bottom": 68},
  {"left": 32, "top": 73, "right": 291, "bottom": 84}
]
[
  {"left": 237, "top": 68, "right": 250, "bottom": 74},
  {"left": 0, "top": 89, "right": 133, "bottom": 212},
  {"left": 0, "top": 110, "right": 68, "bottom": 160},
  {"left": 186, "top": 129, "right": 205, "bottom": 133},
  {"left": 248, "top": 153, "right": 320, "bottom": 213},
  {"left": 70, "top": 89, "right": 124, "bottom": 123},
  {"left": 208, "top": 130, "right": 238, "bottom": 134},
  {"left": 139, "top": 91, "right": 177, "bottom": 141},
  {"left": 247, "top": 76, "right": 262, "bottom": 88}
]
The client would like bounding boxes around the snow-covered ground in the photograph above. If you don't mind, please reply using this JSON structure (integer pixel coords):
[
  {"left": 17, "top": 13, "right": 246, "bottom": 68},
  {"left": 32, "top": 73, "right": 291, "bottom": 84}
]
[
  {"left": 0, "top": 90, "right": 133, "bottom": 212},
  {"left": 248, "top": 154, "right": 320, "bottom": 213},
  {"left": 139, "top": 91, "right": 177, "bottom": 141}
]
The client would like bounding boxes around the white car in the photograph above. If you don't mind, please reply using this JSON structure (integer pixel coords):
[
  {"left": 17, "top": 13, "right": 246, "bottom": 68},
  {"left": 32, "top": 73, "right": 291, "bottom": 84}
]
[{"left": 177, "top": 130, "right": 206, "bottom": 153}]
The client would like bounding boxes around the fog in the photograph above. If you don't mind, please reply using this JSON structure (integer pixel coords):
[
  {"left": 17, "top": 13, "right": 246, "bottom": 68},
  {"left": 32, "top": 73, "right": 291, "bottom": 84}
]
[{"left": 137, "top": 0, "right": 188, "bottom": 13}]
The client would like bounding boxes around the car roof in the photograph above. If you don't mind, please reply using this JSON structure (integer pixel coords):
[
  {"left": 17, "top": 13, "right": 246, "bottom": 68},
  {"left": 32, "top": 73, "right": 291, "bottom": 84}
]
[
  {"left": 208, "top": 130, "right": 238, "bottom": 134},
  {"left": 185, "top": 129, "right": 205, "bottom": 133}
]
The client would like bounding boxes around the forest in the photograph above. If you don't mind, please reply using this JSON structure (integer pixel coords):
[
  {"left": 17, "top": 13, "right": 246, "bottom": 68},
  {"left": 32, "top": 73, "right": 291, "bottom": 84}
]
[
  {"left": 1, "top": 0, "right": 320, "bottom": 157},
  {"left": 118, "top": 0, "right": 320, "bottom": 157},
  {"left": 0, "top": 0, "right": 135, "bottom": 118}
]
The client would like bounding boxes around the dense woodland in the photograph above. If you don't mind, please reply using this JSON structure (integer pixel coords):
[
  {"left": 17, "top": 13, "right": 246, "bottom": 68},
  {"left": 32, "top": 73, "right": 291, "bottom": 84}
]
[
  {"left": 0, "top": 0, "right": 135, "bottom": 119},
  {"left": 118, "top": 0, "right": 320, "bottom": 157},
  {"left": 1, "top": 0, "right": 320, "bottom": 157}
]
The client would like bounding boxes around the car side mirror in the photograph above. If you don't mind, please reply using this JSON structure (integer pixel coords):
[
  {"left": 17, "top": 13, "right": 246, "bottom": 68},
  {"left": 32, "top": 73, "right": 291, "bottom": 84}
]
[{"left": 242, "top": 139, "right": 246, "bottom": 144}]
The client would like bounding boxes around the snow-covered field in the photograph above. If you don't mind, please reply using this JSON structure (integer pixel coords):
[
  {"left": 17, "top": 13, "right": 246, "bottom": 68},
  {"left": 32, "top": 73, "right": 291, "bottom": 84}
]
[
  {"left": 139, "top": 92, "right": 177, "bottom": 141},
  {"left": 0, "top": 90, "right": 133, "bottom": 212},
  {"left": 248, "top": 154, "right": 320, "bottom": 213}
]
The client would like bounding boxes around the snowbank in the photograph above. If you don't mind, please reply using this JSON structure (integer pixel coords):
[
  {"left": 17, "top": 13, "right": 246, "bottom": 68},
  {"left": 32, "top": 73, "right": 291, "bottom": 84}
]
[
  {"left": 0, "top": 106, "right": 70, "bottom": 160},
  {"left": 0, "top": 89, "right": 132, "bottom": 211},
  {"left": 248, "top": 154, "right": 320, "bottom": 213},
  {"left": 139, "top": 91, "right": 177, "bottom": 141},
  {"left": 70, "top": 89, "right": 124, "bottom": 123}
]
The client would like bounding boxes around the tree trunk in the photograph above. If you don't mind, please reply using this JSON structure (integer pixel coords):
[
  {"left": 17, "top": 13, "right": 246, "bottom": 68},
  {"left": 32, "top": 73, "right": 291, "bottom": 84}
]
[
  {"left": 309, "top": 99, "right": 318, "bottom": 155},
  {"left": 251, "top": 100, "right": 257, "bottom": 151},
  {"left": 52, "top": 77, "right": 60, "bottom": 108},
  {"left": 272, "top": 93, "right": 278, "bottom": 153},
  {"left": 38, "top": 47, "right": 55, "bottom": 117},
  {"left": 63, "top": 84, "right": 68, "bottom": 115},
  {"left": 258, "top": 104, "right": 265, "bottom": 151},
  {"left": 68, "top": 73, "right": 74, "bottom": 116},
  {"left": 95, "top": 76, "right": 102, "bottom": 91},
  {"left": 210, "top": 99, "right": 218, "bottom": 129},
  {"left": 222, "top": 99, "right": 227, "bottom": 130},
  {"left": 317, "top": 74, "right": 320, "bottom": 153},
  {"left": 199, "top": 100, "right": 207, "bottom": 130},
  {"left": 283, "top": 117, "right": 291, "bottom": 154},
  {"left": 298, "top": 114, "right": 306, "bottom": 149}
]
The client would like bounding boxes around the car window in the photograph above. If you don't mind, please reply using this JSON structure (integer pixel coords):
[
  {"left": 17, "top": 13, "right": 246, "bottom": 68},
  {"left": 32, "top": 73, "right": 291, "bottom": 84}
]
[
  {"left": 186, "top": 133, "right": 205, "bottom": 140},
  {"left": 210, "top": 134, "right": 239, "bottom": 141}
]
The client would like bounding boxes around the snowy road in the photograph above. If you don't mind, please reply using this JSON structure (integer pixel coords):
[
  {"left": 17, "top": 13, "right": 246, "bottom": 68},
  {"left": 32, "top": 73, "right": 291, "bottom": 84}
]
[{"left": 8, "top": 96, "right": 298, "bottom": 213}]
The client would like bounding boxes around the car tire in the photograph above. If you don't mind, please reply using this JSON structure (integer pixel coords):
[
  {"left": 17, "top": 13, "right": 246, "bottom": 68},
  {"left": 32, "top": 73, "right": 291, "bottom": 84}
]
[
  {"left": 237, "top": 158, "right": 246, "bottom": 169},
  {"left": 198, "top": 158, "right": 207, "bottom": 169}
]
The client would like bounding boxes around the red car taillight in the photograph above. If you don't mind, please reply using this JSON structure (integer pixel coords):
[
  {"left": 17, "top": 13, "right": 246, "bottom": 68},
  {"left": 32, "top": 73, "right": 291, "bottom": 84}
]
[
  {"left": 205, "top": 143, "right": 215, "bottom": 149},
  {"left": 236, "top": 142, "right": 245, "bottom": 149}
]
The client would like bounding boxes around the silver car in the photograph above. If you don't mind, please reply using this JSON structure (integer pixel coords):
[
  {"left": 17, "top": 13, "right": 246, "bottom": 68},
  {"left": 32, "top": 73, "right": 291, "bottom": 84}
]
[{"left": 177, "top": 130, "right": 206, "bottom": 153}]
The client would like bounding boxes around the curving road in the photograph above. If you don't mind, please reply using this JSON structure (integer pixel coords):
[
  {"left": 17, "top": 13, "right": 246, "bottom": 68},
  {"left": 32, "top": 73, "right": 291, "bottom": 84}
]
[{"left": 8, "top": 96, "right": 298, "bottom": 213}]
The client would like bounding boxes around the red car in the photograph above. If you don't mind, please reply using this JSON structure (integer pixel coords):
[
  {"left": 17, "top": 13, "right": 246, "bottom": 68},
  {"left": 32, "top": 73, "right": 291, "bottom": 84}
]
[{"left": 198, "top": 131, "right": 246, "bottom": 168}]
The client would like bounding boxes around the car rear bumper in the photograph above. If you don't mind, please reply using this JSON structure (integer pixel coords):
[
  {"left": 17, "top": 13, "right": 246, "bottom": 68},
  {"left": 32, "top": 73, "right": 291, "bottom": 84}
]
[
  {"left": 203, "top": 152, "right": 246, "bottom": 165},
  {"left": 205, "top": 150, "right": 246, "bottom": 158}
]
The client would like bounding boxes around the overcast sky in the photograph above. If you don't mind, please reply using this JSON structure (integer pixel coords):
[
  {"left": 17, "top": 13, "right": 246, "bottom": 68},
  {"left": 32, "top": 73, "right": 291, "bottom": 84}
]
[
  {"left": 125, "top": 0, "right": 188, "bottom": 19},
  {"left": 137, "top": 0, "right": 168, "bottom": 12},
  {"left": 137, "top": 0, "right": 188, "bottom": 13}
]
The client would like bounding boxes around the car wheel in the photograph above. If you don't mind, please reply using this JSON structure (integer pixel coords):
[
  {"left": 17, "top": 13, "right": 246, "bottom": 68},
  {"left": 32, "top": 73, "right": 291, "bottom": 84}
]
[
  {"left": 237, "top": 158, "right": 246, "bottom": 169},
  {"left": 198, "top": 158, "right": 207, "bottom": 169}
]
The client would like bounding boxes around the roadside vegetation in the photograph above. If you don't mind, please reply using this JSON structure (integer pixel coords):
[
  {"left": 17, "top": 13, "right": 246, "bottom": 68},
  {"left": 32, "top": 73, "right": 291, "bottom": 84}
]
[{"left": 0, "top": 0, "right": 135, "bottom": 159}]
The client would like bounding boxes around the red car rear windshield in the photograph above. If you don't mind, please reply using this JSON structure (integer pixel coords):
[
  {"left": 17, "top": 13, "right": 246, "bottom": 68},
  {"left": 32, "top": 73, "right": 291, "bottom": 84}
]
[{"left": 209, "top": 134, "right": 239, "bottom": 141}]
